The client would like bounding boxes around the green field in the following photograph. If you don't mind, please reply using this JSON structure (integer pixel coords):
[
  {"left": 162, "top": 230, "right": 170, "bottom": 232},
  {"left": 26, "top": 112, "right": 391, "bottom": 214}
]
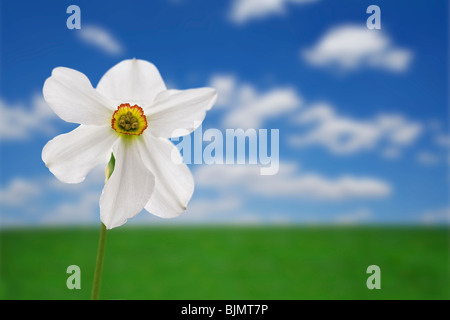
[{"left": 1, "top": 226, "right": 449, "bottom": 300}]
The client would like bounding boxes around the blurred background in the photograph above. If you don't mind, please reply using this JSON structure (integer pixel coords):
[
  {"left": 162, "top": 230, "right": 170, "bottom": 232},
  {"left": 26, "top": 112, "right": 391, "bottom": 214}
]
[{"left": 0, "top": 0, "right": 448, "bottom": 299}]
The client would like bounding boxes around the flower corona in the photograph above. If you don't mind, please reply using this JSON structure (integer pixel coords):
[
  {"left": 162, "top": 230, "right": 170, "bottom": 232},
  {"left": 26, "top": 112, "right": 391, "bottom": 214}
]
[{"left": 111, "top": 103, "right": 148, "bottom": 136}]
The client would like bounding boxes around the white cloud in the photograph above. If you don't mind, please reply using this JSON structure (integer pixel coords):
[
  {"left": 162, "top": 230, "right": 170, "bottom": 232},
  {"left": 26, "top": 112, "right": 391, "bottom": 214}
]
[
  {"left": 420, "top": 207, "right": 450, "bottom": 224},
  {"left": 209, "top": 74, "right": 237, "bottom": 107},
  {"left": 290, "top": 103, "right": 380, "bottom": 154},
  {"left": 194, "top": 162, "right": 392, "bottom": 200},
  {"left": 229, "top": 0, "right": 317, "bottom": 24},
  {"left": 376, "top": 114, "right": 423, "bottom": 145},
  {"left": 0, "top": 162, "right": 391, "bottom": 227},
  {"left": 209, "top": 74, "right": 302, "bottom": 129},
  {"left": 41, "top": 193, "right": 101, "bottom": 226},
  {"left": 0, "top": 94, "right": 58, "bottom": 141},
  {"left": 416, "top": 151, "right": 440, "bottom": 166},
  {"left": 435, "top": 134, "right": 450, "bottom": 149},
  {"left": 47, "top": 165, "right": 106, "bottom": 192},
  {"left": 302, "top": 24, "right": 413, "bottom": 72},
  {"left": 381, "top": 147, "right": 402, "bottom": 159},
  {"left": 0, "top": 167, "right": 106, "bottom": 227},
  {"left": 427, "top": 119, "right": 442, "bottom": 132},
  {"left": 185, "top": 196, "right": 243, "bottom": 219},
  {"left": 0, "top": 178, "right": 42, "bottom": 206},
  {"left": 225, "top": 86, "right": 301, "bottom": 128},
  {"left": 334, "top": 208, "right": 373, "bottom": 225},
  {"left": 289, "top": 103, "right": 423, "bottom": 155},
  {"left": 78, "top": 25, "right": 123, "bottom": 56}
]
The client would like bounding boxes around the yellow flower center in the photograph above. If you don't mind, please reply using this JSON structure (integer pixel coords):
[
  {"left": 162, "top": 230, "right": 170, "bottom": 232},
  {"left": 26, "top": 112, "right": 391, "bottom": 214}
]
[{"left": 111, "top": 103, "right": 147, "bottom": 136}]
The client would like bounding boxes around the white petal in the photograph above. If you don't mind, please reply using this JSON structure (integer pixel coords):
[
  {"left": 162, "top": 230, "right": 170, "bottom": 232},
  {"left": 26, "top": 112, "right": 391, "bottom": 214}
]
[
  {"left": 42, "top": 125, "right": 118, "bottom": 184},
  {"left": 43, "top": 67, "right": 115, "bottom": 125},
  {"left": 147, "top": 88, "right": 217, "bottom": 138},
  {"left": 100, "top": 139, "right": 155, "bottom": 229},
  {"left": 96, "top": 59, "right": 166, "bottom": 105},
  {"left": 137, "top": 132, "right": 194, "bottom": 218}
]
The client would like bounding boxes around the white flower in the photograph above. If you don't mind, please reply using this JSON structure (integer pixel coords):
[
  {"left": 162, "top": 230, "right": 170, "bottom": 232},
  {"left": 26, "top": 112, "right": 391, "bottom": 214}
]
[{"left": 42, "top": 59, "right": 217, "bottom": 229}]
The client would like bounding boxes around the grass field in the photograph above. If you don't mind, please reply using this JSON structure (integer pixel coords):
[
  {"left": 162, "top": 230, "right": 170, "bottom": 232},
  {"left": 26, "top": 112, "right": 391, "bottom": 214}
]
[{"left": 0, "top": 226, "right": 448, "bottom": 300}]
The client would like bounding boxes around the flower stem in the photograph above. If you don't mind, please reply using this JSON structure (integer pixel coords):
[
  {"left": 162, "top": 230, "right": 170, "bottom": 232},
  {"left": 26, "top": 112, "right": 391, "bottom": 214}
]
[
  {"left": 91, "top": 222, "right": 107, "bottom": 300},
  {"left": 91, "top": 153, "right": 115, "bottom": 300}
]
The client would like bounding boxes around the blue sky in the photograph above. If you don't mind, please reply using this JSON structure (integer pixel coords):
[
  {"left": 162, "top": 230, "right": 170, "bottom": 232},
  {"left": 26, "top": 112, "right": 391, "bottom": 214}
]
[{"left": 0, "top": 0, "right": 448, "bottom": 227}]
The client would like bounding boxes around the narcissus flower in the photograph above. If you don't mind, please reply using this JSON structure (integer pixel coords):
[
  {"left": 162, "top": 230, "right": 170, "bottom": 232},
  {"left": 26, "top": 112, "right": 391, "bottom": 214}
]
[{"left": 42, "top": 59, "right": 217, "bottom": 229}]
